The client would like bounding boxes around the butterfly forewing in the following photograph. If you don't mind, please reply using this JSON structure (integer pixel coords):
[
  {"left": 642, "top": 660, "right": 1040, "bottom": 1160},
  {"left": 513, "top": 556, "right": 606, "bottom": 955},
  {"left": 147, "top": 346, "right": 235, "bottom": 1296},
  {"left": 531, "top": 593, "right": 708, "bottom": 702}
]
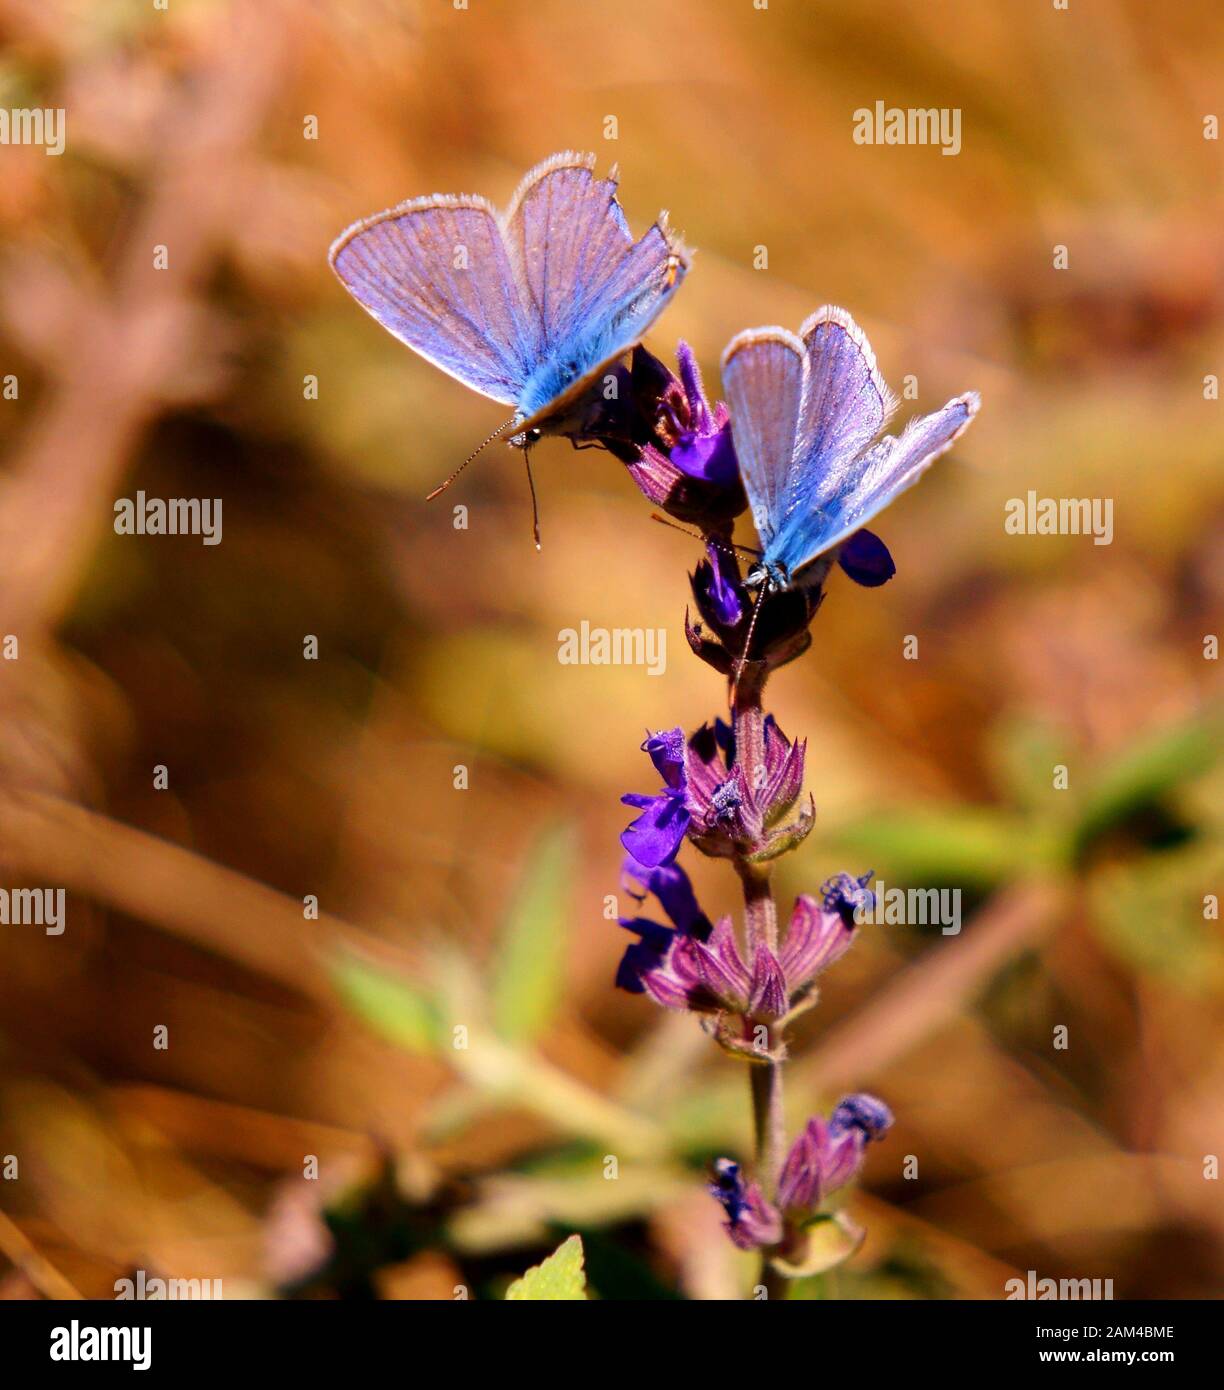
[
  {"left": 790, "top": 308, "right": 896, "bottom": 515},
  {"left": 506, "top": 153, "right": 691, "bottom": 423},
  {"left": 720, "top": 329, "right": 806, "bottom": 551},
  {"left": 329, "top": 197, "right": 534, "bottom": 405}
]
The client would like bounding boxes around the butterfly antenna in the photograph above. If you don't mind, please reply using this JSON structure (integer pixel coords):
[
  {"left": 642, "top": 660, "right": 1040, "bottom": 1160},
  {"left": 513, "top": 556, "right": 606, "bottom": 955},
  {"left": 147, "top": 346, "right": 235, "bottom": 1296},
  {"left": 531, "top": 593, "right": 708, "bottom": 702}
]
[
  {"left": 426, "top": 415, "right": 517, "bottom": 501},
  {"left": 648, "top": 513, "right": 761, "bottom": 561},
  {"left": 524, "top": 448, "right": 542, "bottom": 551},
  {"left": 730, "top": 584, "right": 767, "bottom": 706}
]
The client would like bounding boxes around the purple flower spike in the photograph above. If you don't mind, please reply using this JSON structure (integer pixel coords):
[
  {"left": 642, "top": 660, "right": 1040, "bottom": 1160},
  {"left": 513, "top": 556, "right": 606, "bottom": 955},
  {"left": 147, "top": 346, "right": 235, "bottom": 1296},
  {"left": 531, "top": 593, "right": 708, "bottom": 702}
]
[
  {"left": 620, "top": 728, "right": 691, "bottom": 866},
  {"left": 776, "top": 1094, "right": 893, "bottom": 1217},
  {"left": 837, "top": 529, "right": 896, "bottom": 587},
  {"left": 709, "top": 1159, "right": 783, "bottom": 1252}
]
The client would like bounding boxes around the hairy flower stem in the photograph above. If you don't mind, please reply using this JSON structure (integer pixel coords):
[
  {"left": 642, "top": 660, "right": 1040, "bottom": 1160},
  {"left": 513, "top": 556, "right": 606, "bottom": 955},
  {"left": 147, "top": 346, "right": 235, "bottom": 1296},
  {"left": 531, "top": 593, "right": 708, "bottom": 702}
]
[{"left": 734, "top": 674, "right": 789, "bottom": 1298}]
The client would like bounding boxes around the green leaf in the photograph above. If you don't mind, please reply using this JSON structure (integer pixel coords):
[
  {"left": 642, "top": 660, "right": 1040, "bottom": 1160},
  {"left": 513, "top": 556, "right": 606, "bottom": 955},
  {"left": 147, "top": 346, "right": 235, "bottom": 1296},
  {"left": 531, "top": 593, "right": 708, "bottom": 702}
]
[
  {"left": 988, "top": 716, "right": 1075, "bottom": 814},
  {"left": 828, "top": 807, "right": 1042, "bottom": 888},
  {"left": 491, "top": 824, "right": 575, "bottom": 1042},
  {"left": 330, "top": 948, "right": 441, "bottom": 1055},
  {"left": 505, "top": 1234, "right": 587, "bottom": 1300},
  {"left": 1088, "top": 854, "right": 1224, "bottom": 992},
  {"left": 1075, "top": 714, "right": 1223, "bottom": 850}
]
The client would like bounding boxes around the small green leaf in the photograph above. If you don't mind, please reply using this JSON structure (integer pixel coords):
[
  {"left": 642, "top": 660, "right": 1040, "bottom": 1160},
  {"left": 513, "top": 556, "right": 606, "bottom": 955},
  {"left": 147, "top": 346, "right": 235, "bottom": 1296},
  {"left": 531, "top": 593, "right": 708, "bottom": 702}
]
[
  {"left": 491, "top": 824, "right": 575, "bottom": 1042},
  {"left": 1075, "top": 715, "right": 1223, "bottom": 852},
  {"left": 829, "top": 807, "right": 1039, "bottom": 887},
  {"left": 505, "top": 1234, "right": 587, "bottom": 1300},
  {"left": 331, "top": 949, "right": 441, "bottom": 1055}
]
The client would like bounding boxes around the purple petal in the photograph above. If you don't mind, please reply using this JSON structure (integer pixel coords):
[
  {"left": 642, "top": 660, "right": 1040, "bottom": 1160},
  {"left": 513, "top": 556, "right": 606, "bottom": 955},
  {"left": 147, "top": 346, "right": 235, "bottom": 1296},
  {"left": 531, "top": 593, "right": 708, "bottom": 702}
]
[
  {"left": 709, "top": 1159, "right": 783, "bottom": 1251},
  {"left": 644, "top": 727, "right": 686, "bottom": 788},
  {"left": 830, "top": 1093, "right": 894, "bottom": 1143},
  {"left": 780, "top": 894, "right": 856, "bottom": 988},
  {"left": 838, "top": 529, "right": 896, "bottom": 587},
  {"left": 705, "top": 539, "right": 746, "bottom": 623},
  {"left": 676, "top": 340, "right": 711, "bottom": 432},
  {"left": 630, "top": 858, "right": 711, "bottom": 938},
  {"left": 671, "top": 423, "right": 739, "bottom": 487},
  {"left": 747, "top": 942, "right": 788, "bottom": 1018},
  {"left": 777, "top": 1116, "right": 828, "bottom": 1212},
  {"left": 620, "top": 791, "right": 690, "bottom": 867}
]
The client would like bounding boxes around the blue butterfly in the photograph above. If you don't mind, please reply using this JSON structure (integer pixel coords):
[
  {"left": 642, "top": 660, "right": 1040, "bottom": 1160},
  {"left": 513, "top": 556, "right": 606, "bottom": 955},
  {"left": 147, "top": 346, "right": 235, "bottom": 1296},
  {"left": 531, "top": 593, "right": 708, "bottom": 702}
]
[
  {"left": 721, "top": 306, "right": 979, "bottom": 593},
  {"left": 329, "top": 151, "right": 690, "bottom": 454}
]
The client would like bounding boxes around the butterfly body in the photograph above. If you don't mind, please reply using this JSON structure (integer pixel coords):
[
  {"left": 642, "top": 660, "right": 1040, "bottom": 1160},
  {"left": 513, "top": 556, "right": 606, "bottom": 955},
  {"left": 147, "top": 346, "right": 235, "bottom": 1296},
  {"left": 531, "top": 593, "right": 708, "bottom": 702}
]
[
  {"left": 329, "top": 152, "right": 691, "bottom": 444},
  {"left": 722, "top": 306, "right": 979, "bottom": 592}
]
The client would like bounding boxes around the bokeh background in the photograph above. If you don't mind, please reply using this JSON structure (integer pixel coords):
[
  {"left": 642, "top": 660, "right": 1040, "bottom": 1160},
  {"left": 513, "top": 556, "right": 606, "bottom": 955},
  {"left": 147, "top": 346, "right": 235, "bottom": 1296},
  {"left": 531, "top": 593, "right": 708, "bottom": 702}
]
[{"left": 0, "top": 0, "right": 1221, "bottom": 1300}]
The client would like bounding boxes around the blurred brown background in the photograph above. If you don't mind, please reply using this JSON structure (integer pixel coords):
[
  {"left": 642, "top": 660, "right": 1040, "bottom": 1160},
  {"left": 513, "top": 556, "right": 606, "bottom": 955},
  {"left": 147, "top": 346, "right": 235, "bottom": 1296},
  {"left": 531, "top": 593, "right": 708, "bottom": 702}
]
[{"left": 0, "top": 0, "right": 1220, "bottom": 1299}]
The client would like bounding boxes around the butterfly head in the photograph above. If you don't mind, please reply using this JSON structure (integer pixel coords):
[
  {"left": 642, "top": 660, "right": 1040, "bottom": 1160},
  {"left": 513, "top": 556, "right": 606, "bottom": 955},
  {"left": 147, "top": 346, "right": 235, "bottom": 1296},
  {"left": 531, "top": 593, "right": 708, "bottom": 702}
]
[{"left": 745, "top": 560, "right": 789, "bottom": 594}]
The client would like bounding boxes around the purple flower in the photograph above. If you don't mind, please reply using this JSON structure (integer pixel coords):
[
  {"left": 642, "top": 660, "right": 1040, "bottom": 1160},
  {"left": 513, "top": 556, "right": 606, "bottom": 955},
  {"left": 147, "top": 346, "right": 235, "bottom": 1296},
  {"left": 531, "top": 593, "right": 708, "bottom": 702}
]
[
  {"left": 708, "top": 1159, "right": 783, "bottom": 1251},
  {"left": 710, "top": 1094, "right": 892, "bottom": 1252},
  {"left": 616, "top": 854, "right": 712, "bottom": 1001},
  {"left": 622, "top": 342, "right": 746, "bottom": 528},
  {"left": 687, "top": 544, "right": 824, "bottom": 682},
  {"left": 620, "top": 728, "right": 690, "bottom": 867},
  {"left": 684, "top": 714, "right": 812, "bottom": 862},
  {"left": 822, "top": 870, "right": 875, "bottom": 928},
  {"left": 776, "top": 1095, "right": 894, "bottom": 1216},
  {"left": 779, "top": 892, "right": 859, "bottom": 997},
  {"left": 616, "top": 883, "right": 857, "bottom": 1021},
  {"left": 837, "top": 529, "right": 896, "bottom": 587}
]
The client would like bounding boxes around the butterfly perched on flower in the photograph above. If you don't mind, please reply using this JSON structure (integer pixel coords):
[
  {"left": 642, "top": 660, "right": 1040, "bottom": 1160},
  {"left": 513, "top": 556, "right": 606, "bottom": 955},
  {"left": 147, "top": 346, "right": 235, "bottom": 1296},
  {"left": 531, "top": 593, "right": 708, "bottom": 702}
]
[
  {"left": 329, "top": 151, "right": 690, "bottom": 456},
  {"left": 720, "top": 306, "right": 979, "bottom": 595}
]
